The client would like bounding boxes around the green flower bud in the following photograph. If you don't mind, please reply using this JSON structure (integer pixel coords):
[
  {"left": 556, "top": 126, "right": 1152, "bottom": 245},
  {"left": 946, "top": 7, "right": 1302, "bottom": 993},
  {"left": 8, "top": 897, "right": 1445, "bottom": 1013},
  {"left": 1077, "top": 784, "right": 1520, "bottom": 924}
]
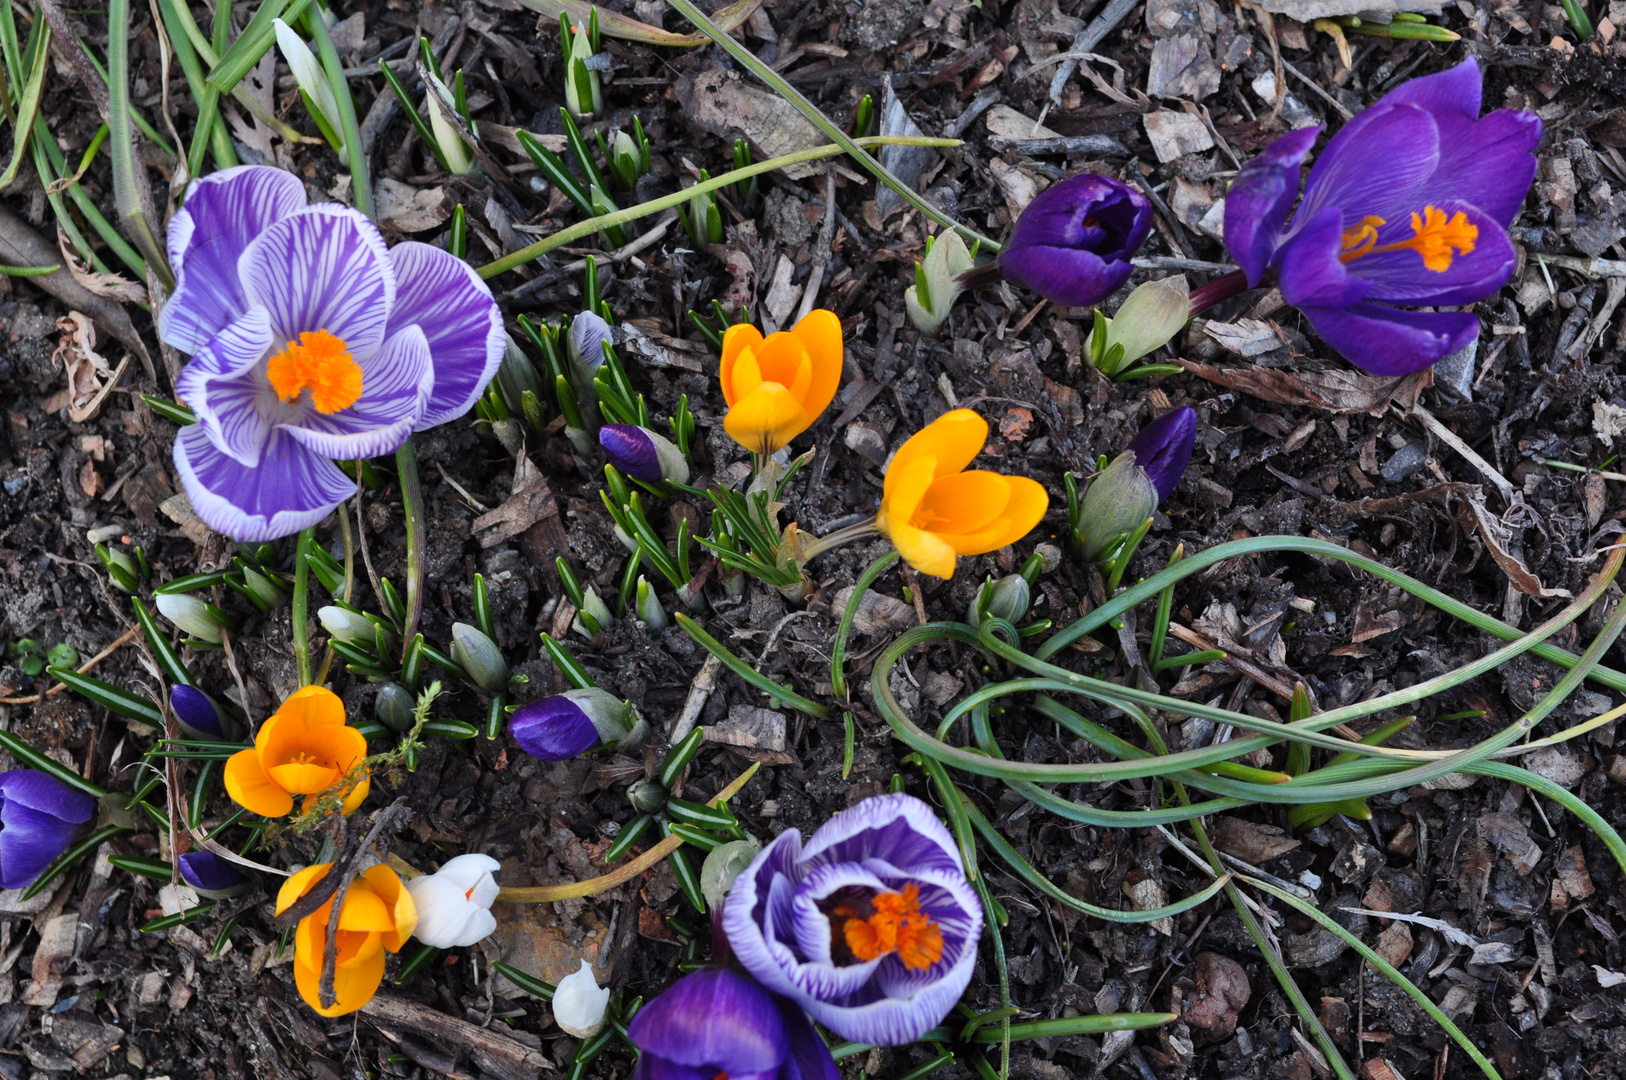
[
  {"left": 241, "top": 565, "right": 288, "bottom": 611},
  {"left": 572, "top": 587, "right": 614, "bottom": 637},
  {"left": 1075, "top": 452, "right": 1158, "bottom": 564},
  {"left": 155, "top": 593, "right": 226, "bottom": 644},
  {"left": 375, "top": 682, "right": 417, "bottom": 733},
  {"left": 905, "top": 231, "right": 976, "bottom": 336},
  {"left": 95, "top": 544, "right": 140, "bottom": 593},
  {"left": 634, "top": 577, "right": 667, "bottom": 629},
  {"left": 1083, "top": 275, "right": 1190, "bottom": 376},
  {"left": 700, "top": 838, "right": 762, "bottom": 911},
  {"left": 627, "top": 778, "right": 667, "bottom": 814},
  {"left": 319, "top": 606, "right": 384, "bottom": 650},
  {"left": 451, "top": 623, "right": 509, "bottom": 693},
  {"left": 968, "top": 574, "right": 1031, "bottom": 628}
]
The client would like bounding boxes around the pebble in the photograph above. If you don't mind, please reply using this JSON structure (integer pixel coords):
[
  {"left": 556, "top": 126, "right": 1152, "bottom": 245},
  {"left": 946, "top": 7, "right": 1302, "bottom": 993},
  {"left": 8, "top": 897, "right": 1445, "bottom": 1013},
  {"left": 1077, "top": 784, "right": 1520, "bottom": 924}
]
[{"left": 1380, "top": 442, "right": 1429, "bottom": 483}]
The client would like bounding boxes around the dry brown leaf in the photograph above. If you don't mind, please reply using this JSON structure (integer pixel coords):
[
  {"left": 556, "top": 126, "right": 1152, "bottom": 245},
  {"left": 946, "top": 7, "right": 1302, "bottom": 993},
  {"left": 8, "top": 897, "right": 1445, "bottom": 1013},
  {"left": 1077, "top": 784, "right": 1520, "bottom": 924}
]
[
  {"left": 674, "top": 69, "right": 825, "bottom": 179},
  {"left": 53, "top": 312, "right": 128, "bottom": 422},
  {"left": 1181, "top": 360, "right": 1431, "bottom": 416},
  {"left": 1210, "top": 817, "right": 1301, "bottom": 864},
  {"left": 376, "top": 179, "right": 452, "bottom": 233},
  {"left": 473, "top": 455, "right": 560, "bottom": 548},
  {"left": 517, "top": 0, "right": 764, "bottom": 46},
  {"left": 1181, "top": 953, "right": 1250, "bottom": 1042},
  {"left": 57, "top": 227, "right": 147, "bottom": 303},
  {"left": 1465, "top": 496, "right": 1570, "bottom": 598}
]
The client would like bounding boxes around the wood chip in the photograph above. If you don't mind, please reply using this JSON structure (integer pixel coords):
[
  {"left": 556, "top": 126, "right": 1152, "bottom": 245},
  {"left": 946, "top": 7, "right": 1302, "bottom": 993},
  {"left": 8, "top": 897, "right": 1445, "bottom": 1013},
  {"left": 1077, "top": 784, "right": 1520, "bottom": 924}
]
[
  {"left": 362, "top": 992, "right": 553, "bottom": 1080},
  {"left": 22, "top": 913, "right": 77, "bottom": 1007},
  {"left": 1210, "top": 817, "right": 1301, "bottom": 864},
  {"left": 1143, "top": 110, "right": 1214, "bottom": 162},
  {"left": 1375, "top": 920, "right": 1413, "bottom": 967}
]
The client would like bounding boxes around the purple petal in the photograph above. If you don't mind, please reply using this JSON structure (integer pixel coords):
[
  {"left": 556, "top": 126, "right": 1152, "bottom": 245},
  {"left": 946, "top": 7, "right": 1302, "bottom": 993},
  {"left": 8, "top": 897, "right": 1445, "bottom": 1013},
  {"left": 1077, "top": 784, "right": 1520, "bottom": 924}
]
[
  {"left": 178, "top": 851, "right": 246, "bottom": 893},
  {"left": 776, "top": 995, "right": 841, "bottom": 1080},
  {"left": 175, "top": 307, "right": 277, "bottom": 467},
  {"left": 1275, "top": 207, "right": 1371, "bottom": 312},
  {"left": 238, "top": 204, "right": 395, "bottom": 359},
  {"left": 160, "top": 166, "right": 308, "bottom": 354},
  {"left": 1381, "top": 55, "right": 1481, "bottom": 120},
  {"left": 1222, "top": 125, "right": 1320, "bottom": 286},
  {"left": 280, "top": 325, "right": 432, "bottom": 460},
  {"left": 1126, "top": 406, "right": 1196, "bottom": 505},
  {"left": 0, "top": 802, "right": 80, "bottom": 890},
  {"left": 170, "top": 685, "right": 225, "bottom": 738},
  {"left": 0, "top": 771, "right": 95, "bottom": 823},
  {"left": 1000, "top": 174, "right": 1150, "bottom": 307},
  {"left": 386, "top": 242, "right": 504, "bottom": 429},
  {"left": 1294, "top": 104, "right": 1442, "bottom": 234},
  {"left": 1423, "top": 108, "right": 1542, "bottom": 228},
  {"left": 1348, "top": 202, "right": 1517, "bottom": 307},
  {"left": 635, "top": 1059, "right": 771, "bottom": 1080},
  {"left": 724, "top": 832, "right": 807, "bottom": 1001},
  {"left": 627, "top": 968, "right": 787, "bottom": 1075},
  {"left": 600, "top": 425, "right": 661, "bottom": 481},
  {"left": 1299, "top": 303, "right": 1480, "bottom": 377},
  {"left": 508, "top": 697, "right": 600, "bottom": 761},
  {"left": 801, "top": 794, "right": 964, "bottom": 877},
  {"left": 172, "top": 424, "right": 355, "bottom": 542}
]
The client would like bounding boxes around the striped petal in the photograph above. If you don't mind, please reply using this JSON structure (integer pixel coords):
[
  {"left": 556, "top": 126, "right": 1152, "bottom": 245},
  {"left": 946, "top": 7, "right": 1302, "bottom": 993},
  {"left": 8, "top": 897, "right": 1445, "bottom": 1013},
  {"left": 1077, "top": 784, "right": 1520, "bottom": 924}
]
[
  {"left": 174, "top": 306, "right": 276, "bottom": 467},
  {"left": 386, "top": 242, "right": 504, "bottom": 428},
  {"left": 172, "top": 424, "right": 355, "bottom": 542},
  {"left": 281, "top": 324, "right": 432, "bottom": 460}
]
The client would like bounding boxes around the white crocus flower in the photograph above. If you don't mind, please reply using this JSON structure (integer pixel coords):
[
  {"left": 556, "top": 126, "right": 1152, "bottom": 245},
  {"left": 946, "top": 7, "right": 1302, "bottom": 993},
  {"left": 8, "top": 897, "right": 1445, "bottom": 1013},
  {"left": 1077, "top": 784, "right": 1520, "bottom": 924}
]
[
  {"left": 553, "top": 959, "right": 610, "bottom": 1037},
  {"left": 273, "top": 18, "right": 346, "bottom": 162},
  {"left": 405, "top": 854, "right": 501, "bottom": 948}
]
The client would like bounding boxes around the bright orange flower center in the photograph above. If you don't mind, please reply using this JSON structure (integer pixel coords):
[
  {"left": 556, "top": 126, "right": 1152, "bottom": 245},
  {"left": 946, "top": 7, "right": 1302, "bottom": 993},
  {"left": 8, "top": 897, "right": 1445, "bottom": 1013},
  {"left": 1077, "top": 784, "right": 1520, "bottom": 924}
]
[
  {"left": 266, "top": 329, "right": 363, "bottom": 414},
  {"left": 833, "top": 884, "right": 944, "bottom": 971},
  {"left": 1338, "top": 206, "right": 1477, "bottom": 272}
]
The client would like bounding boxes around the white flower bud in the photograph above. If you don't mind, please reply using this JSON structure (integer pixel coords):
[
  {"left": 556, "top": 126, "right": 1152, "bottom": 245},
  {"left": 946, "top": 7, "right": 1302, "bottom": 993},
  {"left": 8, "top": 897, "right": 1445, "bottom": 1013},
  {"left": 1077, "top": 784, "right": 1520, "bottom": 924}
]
[
  {"left": 405, "top": 854, "right": 501, "bottom": 948},
  {"left": 552, "top": 960, "right": 610, "bottom": 1038},
  {"left": 155, "top": 593, "right": 224, "bottom": 644}
]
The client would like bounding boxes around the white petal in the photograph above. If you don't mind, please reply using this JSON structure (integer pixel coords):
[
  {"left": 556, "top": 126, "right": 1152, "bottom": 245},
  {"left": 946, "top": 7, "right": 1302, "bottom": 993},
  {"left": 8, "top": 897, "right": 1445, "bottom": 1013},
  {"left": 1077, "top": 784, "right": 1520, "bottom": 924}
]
[{"left": 552, "top": 960, "right": 609, "bottom": 1038}]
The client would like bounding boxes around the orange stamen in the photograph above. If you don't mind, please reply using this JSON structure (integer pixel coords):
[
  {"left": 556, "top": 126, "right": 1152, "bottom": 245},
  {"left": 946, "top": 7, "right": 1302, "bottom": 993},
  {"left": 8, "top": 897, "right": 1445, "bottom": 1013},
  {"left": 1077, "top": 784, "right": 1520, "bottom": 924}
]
[
  {"left": 839, "top": 884, "right": 944, "bottom": 971},
  {"left": 1339, "top": 206, "right": 1477, "bottom": 272},
  {"left": 266, "top": 329, "right": 364, "bottom": 414}
]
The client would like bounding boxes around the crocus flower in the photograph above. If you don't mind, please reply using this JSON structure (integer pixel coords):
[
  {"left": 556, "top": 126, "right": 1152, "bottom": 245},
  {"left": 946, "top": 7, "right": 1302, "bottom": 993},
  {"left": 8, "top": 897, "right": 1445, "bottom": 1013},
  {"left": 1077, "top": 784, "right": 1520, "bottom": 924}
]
[
  {"left": 874, "top": 410, "right": 1048, "bottom": 580},
  {"left": 161, "top": 165, "right": 503, "bottom": 541},
  {"left": 177, "top": 850, "right": 250, "bottom": 898},
  {"left": 277, "top": 862, "right": 416, "bottom": 1017},
  {"left": 405, "top": 853, "right": 500, "bottom": 948},
  {"left": 1075, "top": 407, "right": 1196, "bottom": 563},
  {"left": 0, "top": 770, "right": 95, "bottom": 891},
  {"left": 450, "top": 623, "right": 509, "bottom": 694},
  {"left": 553, "top": 959, "right": 611, "bottom": 1038},
  {"left": 720, "top": 311, "right": 842, "bottom": 457},
  {"left": 600, "top": 424, "right": 690, "bottom": 484},
  {"left": 155, "top": 592, "right": 227, "bottom": 644},
  {"left": 722, "top": 793, "right": 982, "bottom": 1046},
  {"left": 508, "top": 689, "right": 645, "bottom": 762},
  {"left": 1223, "top": 57, "right": 1540, "bottom": 375},
  {"left": 997, "top": 174, "right": 1152, "bottom": 308},
  {"left": 627, "top": 967, "right": 839, "bottom": 1080},
  {"left": 170, "top": 684, "right": 232, "bottom": 740},
  {"left": 223, "top": 685, "right": 370, "bottom": 818}
]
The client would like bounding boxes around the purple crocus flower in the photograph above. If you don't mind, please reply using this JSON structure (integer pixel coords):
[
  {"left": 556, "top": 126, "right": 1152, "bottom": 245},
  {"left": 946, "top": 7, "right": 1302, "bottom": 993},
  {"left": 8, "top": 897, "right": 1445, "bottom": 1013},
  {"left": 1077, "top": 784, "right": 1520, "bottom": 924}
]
[
  {"left": 178, "top": 850, "right": 249, "bottom": 897},
  {"left": 1223, "top": 58, "right": 1540, "bottom": 376},
  {"left": 998, "top": 174, "right": 1152, "bottom": 308},
  {"left": 627, "top": 967, "right": 839, "bottom": 1080},
  {"left": 599, "top": 425, "right": 690, "bottom": 484},
  {"left": 508, "top": 689, "right": 641, "bottom": 762},
  {"left": 170, "top": 684, "right": 227, "bottom": 740},
  {"left": 722, "top": 793, "right": 981, "bottom": 1046},
  {"left": 1126, "top": 406, "right": 1197, "bottom": 504},
  {"left": 0, "top": 770, "right": 95, "bottom": 891},
  {"left": 160, "top": 166, "right": 504, "bottom": 541}
]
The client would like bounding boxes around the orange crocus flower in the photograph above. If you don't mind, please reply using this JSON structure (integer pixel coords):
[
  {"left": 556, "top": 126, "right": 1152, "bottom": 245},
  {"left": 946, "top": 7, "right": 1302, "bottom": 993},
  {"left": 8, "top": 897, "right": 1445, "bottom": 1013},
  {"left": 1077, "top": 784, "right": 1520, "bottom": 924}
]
[
  {"left": 223, "top": 685, "right": 370, "bottom": 818},
  {"left": 719, "top": 310, "right": 843, "bottom": 456},
  {"left": 276, "top": 862, "right": 416, "bottom": 1016},
  {"left": 875, "top": 409, "right": 1048, "bottom": 580}
]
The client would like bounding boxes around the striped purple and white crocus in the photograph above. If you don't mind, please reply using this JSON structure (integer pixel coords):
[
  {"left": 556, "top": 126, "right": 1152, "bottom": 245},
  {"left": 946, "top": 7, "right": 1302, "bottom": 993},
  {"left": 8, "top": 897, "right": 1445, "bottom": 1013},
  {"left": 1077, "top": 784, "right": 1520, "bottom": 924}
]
[
  {"left": 160, "top": 165, "right": 504, "bottom": 541},
  {"left": 722, "top": 793, "right": 981, "bottom": 1046}
]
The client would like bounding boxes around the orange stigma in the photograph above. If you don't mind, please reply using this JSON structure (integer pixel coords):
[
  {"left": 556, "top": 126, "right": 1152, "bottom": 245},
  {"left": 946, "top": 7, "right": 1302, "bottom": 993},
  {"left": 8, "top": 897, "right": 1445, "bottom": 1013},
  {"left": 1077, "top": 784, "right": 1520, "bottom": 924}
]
[
  {"left": 837, "top": 884, "right": 944, "bottom": 971},
  {"left": 266, "top": 329, "right": 363, "bottom": 414},
  {"left": 1339, "top": 206, "right": 1477, "bottom": 272}
]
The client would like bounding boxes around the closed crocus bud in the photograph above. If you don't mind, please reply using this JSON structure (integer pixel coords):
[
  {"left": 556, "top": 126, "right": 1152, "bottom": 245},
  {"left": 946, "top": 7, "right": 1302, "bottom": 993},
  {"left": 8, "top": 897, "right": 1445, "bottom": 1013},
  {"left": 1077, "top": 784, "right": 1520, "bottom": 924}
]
[
  {"left": 177, "top": 850, "right": 251, "bottom": 899},
  {"left": 95, "top": 545, "right": 140, "bottom": 593},
  {"left": 700, "top": 838, "right": 762, "bottom": 911},
  {"left": 634, "top": 577, "right": 667, "bottom": 629},
  {"left": 318, "top": 606, "right": 379, "bottom": 649},
  {"left": 1075, "top": 452, "right": 1157, "bottom": 565},
  {"left": 170, "top": 684, "right": 237, "bottom": 741},
  {"left": 508, "top": 689, "right": 645, "bottom": 762},
  {"left": 998, "top": 174, "right": 1152, "bottom": 308},
  {"left": 405, "top": 853, "right": 500, "bottom": 948},
  {"left": 568, "top": 310, "right": 613, "bottom": 387},
  {"left": 375, "top": 682, "right": 417, "bottom": 733},
  {"left": 1083, "top": 275, "right": 1191, "bottom": 376},
  {"left": 451, "top": 623, "right": 509, "bottom": 693},
  {"left": 627, "top": 778, "right": 667, "bottom": 814},
  {"left": 599, "top": 424, "right": 690, "bottom": 484},
  {"left": 905, "top": 231, "right": 975, "bottom": 337},
  {"left": 1125, "top": 406, "right": 1197, "bottom": 504},
  {"left": 968, "top": 574, "right": 1031, "bottom": 628},
  {"left": 553, "top": 960, "right": 611, "bottom": 1038},
  {"left": 0, "top": 770, "right": 96, "bottom": 890},
  {"left": 572, "top": 587, "right": 614, "bottom": 637},
  {"left": 155, "top": 593, "right": 225, "bottom": 644},
  {"left": 241, "top": 565, "right": 288, "bottom": 611}
]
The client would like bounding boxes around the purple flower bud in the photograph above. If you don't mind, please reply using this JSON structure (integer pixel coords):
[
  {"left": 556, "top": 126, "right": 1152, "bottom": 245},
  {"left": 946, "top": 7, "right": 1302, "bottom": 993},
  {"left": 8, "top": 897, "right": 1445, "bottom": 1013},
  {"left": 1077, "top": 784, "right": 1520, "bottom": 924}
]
[
  {"left": 999, "top": 174, "right": 1152, "bottom": 308},
  {"left": 508, "top": 689, "right": 643, "bottom": 762},
  {"left": 1125, "top": 407, "right": 1197, "bottom": 504},
  {"left": 170, "top": 684, "right": 226, "bottom": 740},
  {"left": 0, "top": 770, "right": 95, "bottom": 891},
  {"left": 599, "top": 425, "right": 689, "bottom": 484},
  {"left": 627, "top": 967, "right": 839, "bottom": 1080},
  {"left": 178, "top": 850, "right": 249, "bottom": 897}
]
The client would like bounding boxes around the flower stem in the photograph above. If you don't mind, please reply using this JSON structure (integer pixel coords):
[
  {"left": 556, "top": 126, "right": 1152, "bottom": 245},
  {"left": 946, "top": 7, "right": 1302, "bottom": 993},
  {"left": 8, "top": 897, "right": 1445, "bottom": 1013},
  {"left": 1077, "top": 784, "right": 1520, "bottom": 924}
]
[
  {"left": 292, "top": 527, "right": 314, "bottom": 686},
  {"left": 797, "top": 518, "right": 880, "bottom": 563},
  {"left": 1187, "top": 268, "right": 1250, "bottom": 316},
  {"left": 955, "top": 260, "right": 1005, "bottom": 294},
  {"left": 395, "top": 440, "right": 425, "bottom": 662}
]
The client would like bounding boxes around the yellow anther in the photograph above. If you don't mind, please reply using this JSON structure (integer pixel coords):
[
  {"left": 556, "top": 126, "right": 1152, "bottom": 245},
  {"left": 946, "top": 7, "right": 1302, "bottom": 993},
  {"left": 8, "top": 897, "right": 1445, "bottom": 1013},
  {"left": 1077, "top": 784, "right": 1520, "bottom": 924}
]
[{"left": 266, "top": 329, "right": 363, "bottom": 414}]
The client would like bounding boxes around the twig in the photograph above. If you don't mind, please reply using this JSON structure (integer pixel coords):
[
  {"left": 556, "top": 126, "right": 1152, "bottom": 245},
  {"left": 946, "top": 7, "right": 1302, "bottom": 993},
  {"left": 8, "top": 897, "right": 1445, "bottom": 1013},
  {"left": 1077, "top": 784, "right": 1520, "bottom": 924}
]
[
  {"left": 319, "top": 799, "right": 408, "bottom": 1009},
  {"left": 0, "top": 627, "right": 139, "bottom": 705},
  {"left": 668, "top": 654, "right": 722, "bottom": 745},
  {"left": 1281, "top": 58, "right": 1353, "bottom": 120},
  {"left": 1410, "top": 403, "right": 1515, "bottom": 505},
  {"left": 1046, "top": 0, "right": 1141, "bottom": 105}
]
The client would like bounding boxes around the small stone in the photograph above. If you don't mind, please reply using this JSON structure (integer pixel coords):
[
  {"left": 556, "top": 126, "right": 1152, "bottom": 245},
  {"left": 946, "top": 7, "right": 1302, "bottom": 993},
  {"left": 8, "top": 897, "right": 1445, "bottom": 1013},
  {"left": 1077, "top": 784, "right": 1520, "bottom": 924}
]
[{"left": 1380, "top": 443, "right": 1428, "bottom": 483}]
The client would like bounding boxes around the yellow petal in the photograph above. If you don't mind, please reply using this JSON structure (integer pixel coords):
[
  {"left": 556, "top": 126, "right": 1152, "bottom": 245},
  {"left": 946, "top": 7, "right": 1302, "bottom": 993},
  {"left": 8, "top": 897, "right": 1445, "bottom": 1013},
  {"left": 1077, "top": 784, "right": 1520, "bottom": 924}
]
[
  {"left": 283, "top": 684, "right": 347, "bottom": 729},
  {"left": 268, "top": 761, "right": 341, "bottom": 794},
  {"left": 276, "top": 863, "right": 332, "bottom": 916},
  {"left": 913, "top": 470, "right": 1012, "bottom": 535},
  {"left": 884, "top": 410, "right": 988, "bottom": 500},
  {"left": 363, "top": 865, "right": 418, "bottom": 951},
  {"left": 933, "top": 475, "right": 1049, "bottom": 555},
  {"left": 719, "top": 323, "right": 765, "bottom": 406},
  {"left": 885, "top": 520, "right": 959, "bottom": 579},
  {"left": 727, "top": 343, "right": 765, "bottom": 405},
  {"left": 302, "top": 724, "right": 369, "bottom": 770},
  {"left": 723, "top": 383, "right": 811, "bottom": 457},
  {"left": 340, "top": 770, "right": 371, "bottom": 816},
  {"left": 878, "top": 454, "right": 938, "bottom": 530},
  {"left": 334, "top": 879, "right": 394, "bottom": 932},
  {"left": 295, "top": 935, "right": 386, "bottom": 1016},
  {"left": 789, "top": 309, "right": 843, "bottom": 422},
  {"left": 224, "top": 747, "right": 295, "bottom": 818}
]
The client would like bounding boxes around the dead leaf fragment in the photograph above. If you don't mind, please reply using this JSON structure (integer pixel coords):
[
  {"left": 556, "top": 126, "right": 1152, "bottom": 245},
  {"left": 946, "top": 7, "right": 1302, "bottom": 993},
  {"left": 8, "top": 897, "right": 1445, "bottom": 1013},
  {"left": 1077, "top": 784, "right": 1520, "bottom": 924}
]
[
  {"left": 57, "top": 226, "right": 147, "bottom": 303},
  {"left": 1466, "top": 497, "right": 1570, "bottom": 599},
  {"left": 376, "top": 179, "right": 452, "bottom": 233},
  {"left": 473, "top": 456, "right": 560, "bottom": 548},
  {"left": 23, "top": 913, "right": 78, "bottom": 1007},
  {"left": 53, "top": 312, "right": 128, "bottom": 422},
  {"left": 1180, "top": 360, "right": 1431, "bottom": 416},
  {"left": 1210, "top": 817, "right": 1301, "bottom": 864},
  {"left": 1181, "top": 952, "right": 1250, "bottom": 1041},
  {"left": 674, "top": 69, "right": 824, "bottom": 179}
]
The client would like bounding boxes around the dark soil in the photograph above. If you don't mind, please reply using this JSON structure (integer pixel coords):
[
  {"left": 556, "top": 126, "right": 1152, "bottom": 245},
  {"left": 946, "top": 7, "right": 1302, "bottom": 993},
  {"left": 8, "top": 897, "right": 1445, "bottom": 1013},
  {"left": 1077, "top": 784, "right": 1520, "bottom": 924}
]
[{"left": 1, "top": 0, "right": 1625, "bottom": 1078}]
